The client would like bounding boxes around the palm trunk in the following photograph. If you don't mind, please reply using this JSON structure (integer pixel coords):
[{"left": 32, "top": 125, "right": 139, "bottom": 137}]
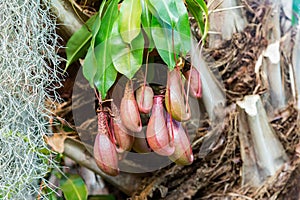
[
  {"left": 293, "top": 26, "right": 300, "bottom": 109},
  {"left": 50, "top": 0, "right": 300, "bottom": 199},
  {"left": 207, "top": 0, "right": 247, "bottom": 48}
]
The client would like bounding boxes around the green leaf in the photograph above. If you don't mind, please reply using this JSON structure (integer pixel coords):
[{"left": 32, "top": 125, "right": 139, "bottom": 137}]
[
  {"left": 60, "top": 175, "right": 88, "bottom": 200},
  {"left": 65, "top": 14, "right": 98, "bottom": 69},
  {"left": 146, "top": 0, "right": 179, "bottom": 28},
  {"left": 141, "top": 0, "right": 151, "bottom": 31},
  {"left": 93, "top": 0, "right": 119, "bottom": 98},
  {"left": 185, "top": 0, "right": 205, "bottom": 34},
  {"left": 186, "top": 0, "right": 209, "bottom": 42},
  {"left": 151, "top": 16, "right": 179, "bottom": 68},
  {"left": 82, "top": 46, "right": 98, "bottom": 88},
  {"left": 93, "top": 43, "right": 118, "bottom": 98},
  {"left": 194, "top": 0, "right": 208, "bottom": 14},
  {"left": 174, "top": 0, "right": 191, "bottom": 56},
  {"left": 96, "top": 0, "right": 119, "bottom": 42},
  {"left": 119, "top": 0, "right": 142, "bottom": 43},
  {"left": 195, "top": 0, "right": 209, "bottom": 41},
  {"left": 111, "top": 22, "right": 144, "bottom": 79},
  {"left": 91, "top": 0, "right": 107, "bottom": 46},
  {"left": 82, "top": 1, "right": 107, "bottom": 88},
  {"left": 194, "top": 0, "right": 208, "bottom": 15},
  {"left": 141, "top": 0, "right": 155, "bottom": 50},
  {"left": 83, "top": 0, "right": 119, "bottom": 98}
]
